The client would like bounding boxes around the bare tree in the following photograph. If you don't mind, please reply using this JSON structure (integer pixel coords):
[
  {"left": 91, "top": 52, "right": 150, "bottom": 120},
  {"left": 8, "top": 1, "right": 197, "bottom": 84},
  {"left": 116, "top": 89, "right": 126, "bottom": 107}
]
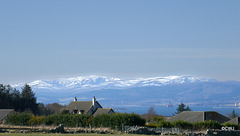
[
  {"left": 46, "top": 103, "right": 66, "bottom": 114},
  {"left": 146, "top": 106, "right": 156, "bottom": 121}
]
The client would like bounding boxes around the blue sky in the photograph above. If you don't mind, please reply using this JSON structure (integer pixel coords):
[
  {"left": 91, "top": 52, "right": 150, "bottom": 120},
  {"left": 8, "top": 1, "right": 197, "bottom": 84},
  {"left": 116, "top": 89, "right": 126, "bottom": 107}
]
[{"left": 0, "top": 0, "right": 240, "bottom": 84}]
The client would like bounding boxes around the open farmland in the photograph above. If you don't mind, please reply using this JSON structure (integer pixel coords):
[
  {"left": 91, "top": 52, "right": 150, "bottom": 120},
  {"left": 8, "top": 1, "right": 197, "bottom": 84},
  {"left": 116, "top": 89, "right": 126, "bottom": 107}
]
[{"left": 0, "top": 133, "right": 181, "bottom": 136}]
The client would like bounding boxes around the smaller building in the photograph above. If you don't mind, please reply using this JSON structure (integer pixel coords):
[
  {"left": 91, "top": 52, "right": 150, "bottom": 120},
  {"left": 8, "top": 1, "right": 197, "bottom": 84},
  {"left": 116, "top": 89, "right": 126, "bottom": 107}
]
[
  {"left": 0, "top": 109, "right": 14, "bottom": 124},
  {"left": 167, "top": 111, "right": 230, "bottom": 124},
  {"left": 65, "top": 96, "right": 114, "bottom": 116}
]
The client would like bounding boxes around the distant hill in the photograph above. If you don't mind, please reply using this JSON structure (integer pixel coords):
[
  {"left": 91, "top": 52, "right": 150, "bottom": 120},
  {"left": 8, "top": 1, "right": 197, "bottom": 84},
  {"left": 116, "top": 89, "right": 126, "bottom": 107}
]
[{"left": 12, "top": 75, "right": 240, "bottom": 113}]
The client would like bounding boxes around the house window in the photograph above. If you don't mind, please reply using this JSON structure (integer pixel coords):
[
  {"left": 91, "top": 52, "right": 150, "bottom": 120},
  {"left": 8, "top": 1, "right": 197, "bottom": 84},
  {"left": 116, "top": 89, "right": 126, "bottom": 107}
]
[
  {"left": 72, "top": 110, "right": 78, "bottom": 114},
  {"left": 79, "top": 110, "right": 84, "bottom": 114}
]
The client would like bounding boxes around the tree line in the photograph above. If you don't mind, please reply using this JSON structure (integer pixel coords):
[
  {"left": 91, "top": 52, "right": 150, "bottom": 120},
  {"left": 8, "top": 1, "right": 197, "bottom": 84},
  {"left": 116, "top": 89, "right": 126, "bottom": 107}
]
[
  {"left": 0, "top": 84, "right": 37, "bottom": 114},
  {"left": 0, "top": 84, "right": 65, "bottom": 115}
]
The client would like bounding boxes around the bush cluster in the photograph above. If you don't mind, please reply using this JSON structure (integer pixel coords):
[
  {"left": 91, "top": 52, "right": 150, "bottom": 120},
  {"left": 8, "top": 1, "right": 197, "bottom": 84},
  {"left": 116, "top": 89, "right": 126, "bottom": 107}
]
[
  {"left": 5, "top": 112, "right": 145, "bottom": 128},
  {"left": 43, "top": 114, "right": 91, "bottom": 127},
  {"left": 28, "top": 115, "right": 44, "bottom": 126},
  {"left": 222, "top": 122, "right": 239, "bottom": 129},
  {"left": 5, "top": 113, "right": 239, "bottom": 130},
  {"left": 5, "top": 113, "right": 32, "bottom": 126}
]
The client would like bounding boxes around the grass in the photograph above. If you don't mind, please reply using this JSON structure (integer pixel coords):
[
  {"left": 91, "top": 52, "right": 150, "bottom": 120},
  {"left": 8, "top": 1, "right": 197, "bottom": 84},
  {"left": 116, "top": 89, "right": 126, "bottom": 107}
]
[{"left": 0, "top": 134, "right": 165, "bottom": 136}]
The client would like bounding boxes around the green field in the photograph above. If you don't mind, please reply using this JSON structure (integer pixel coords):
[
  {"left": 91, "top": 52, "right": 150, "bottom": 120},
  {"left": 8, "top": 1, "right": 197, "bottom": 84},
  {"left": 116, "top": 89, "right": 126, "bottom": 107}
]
[
  {"left": 0, "top": 133, "right": 178, "bottom": 136},
  {"left": 0, "top": 134, "right": 138, "bottom": 136},
  {"left": 0, "top": 134, "right": 170, "bottom": 136}
]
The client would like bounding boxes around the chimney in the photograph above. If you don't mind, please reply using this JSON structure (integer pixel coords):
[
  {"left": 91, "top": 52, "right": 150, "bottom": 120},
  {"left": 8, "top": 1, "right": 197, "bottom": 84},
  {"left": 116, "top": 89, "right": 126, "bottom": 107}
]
[
  {"left": 74, "top": 97, "right": 77, "bottom": 101},
  {"left": 92, "top": 96, "right": 96, "bottom": 106}
]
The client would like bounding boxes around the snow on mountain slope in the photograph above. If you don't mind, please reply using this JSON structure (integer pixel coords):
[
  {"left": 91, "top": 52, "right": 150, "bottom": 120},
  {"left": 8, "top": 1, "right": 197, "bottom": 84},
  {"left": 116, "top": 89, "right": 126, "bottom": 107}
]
[
  {"left": 10, "top": 75, "right": 240, "bottom": 115},
  {"left": 12, "top": 75, "right": 213, "bottom": 90}
]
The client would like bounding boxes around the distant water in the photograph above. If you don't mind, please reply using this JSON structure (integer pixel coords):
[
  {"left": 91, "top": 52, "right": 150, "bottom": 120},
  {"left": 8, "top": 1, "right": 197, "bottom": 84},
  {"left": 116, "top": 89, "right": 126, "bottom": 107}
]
[{"left": 114, "top": 106, "right": 240, "bottom": 116}]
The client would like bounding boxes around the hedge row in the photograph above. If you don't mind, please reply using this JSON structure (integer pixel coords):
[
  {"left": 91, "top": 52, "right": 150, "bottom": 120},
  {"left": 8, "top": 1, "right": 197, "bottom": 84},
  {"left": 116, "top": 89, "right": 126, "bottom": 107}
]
[
  {"left": 43, "top": 114, "right": 91, "bottom": 127},
  {"left": 157, "top": 120, "right": 238, "bottom": 130},
  {"left": 5, "top": 113, "right": 145, "bottom": 128},
  {"left": 91, "top": 113, "right": 146, "bottom": 128},
  {"left": 4, "top": 113, "right": 32, "bottom": 126},
  {"left": 5, "top": 113, "right": 238, "bottom": 130}
]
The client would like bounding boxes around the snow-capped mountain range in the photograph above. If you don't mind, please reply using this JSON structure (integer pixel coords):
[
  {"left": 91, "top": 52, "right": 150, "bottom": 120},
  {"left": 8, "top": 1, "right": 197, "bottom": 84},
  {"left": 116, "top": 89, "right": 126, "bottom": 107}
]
[
  {"left": 11, "top": 75, "right": 240, "bottom": 116},
  {"left": 13, "top": 75, "right": 214, "bottom": 90}
]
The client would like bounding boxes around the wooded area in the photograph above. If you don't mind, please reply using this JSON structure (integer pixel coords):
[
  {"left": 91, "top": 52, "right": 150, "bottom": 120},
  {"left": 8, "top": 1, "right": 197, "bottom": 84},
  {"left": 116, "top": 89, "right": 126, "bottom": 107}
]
[{"left": 0, "top": 84, "right": 65, "bottom": 115}]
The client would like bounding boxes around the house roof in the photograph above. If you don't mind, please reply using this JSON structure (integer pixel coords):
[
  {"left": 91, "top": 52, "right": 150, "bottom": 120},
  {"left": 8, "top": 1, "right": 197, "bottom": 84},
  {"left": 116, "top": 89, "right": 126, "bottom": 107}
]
[
  {"left": 167, "top": 111, "right": 230, "bottom": 124},
  {"left": 204, "top": 111, "right": 230, "bottom": 124},
  {"left": 65, "top": 101, "right": 102, "bottom": 114},
  {"left": 227, "top": 117, "right": 240, "bottom": 125},
  {"left": 168, "top": 111, "right": 204, "bottom": 123},
  {"left": 0, "top": 109, "right": 14, "bottom": 121},
  {"left": 93, "top": 108, "right": 114, "bottom": 116},
  {"left": 65, "top": 101, "right": 92, "bottom": 114}
]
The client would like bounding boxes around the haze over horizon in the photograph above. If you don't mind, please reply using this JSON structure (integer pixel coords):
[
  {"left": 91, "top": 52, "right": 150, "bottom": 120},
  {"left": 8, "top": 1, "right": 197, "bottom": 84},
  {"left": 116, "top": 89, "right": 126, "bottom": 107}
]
[{"left": 1, "top": 1, "right": 240, "bottom": 84}]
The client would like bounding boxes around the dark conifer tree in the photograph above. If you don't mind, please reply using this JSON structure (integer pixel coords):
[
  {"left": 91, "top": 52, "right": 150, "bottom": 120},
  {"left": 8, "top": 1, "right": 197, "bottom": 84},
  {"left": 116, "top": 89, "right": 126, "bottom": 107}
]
[
  {"left": 12, "top": 88, "right": 21, "bottom": 111},
  {"left": 21, "top": 84, "right": 38, "bottom": 114},
  {"left": 0, "top": 84, "right": 6, "bottom": 108},
  {"left": 175, "top": 102, "right": 191, "bottom": 114},
  {"left": 0, "top": 84, "right": 14, "bottom": 109}
]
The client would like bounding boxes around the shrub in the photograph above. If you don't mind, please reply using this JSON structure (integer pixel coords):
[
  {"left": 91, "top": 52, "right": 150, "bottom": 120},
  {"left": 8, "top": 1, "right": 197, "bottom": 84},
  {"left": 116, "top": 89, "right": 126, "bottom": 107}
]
[
  {"left": 157, "top": 120, "right": 172, "bottom": 128},
  {"left": 171, "top": 120, "right": 193, "bottom": 129},
  {"left": 91, "top": 114, "right": 111, "bottom": 127},
  {"left": 124, "top": 113, "right": 146, "bottom": 126},
  {"left": 42, "top": 114, "right": 90, "bottom": 127},
  {"left": 222, "top": 122, "right": 238, "bottom": 130},
  {"left": 202, "top": 120, "right": 221, "bottom": 129},
  {"left": 5, "top": 112, "right": 145, "bottom": 128},
  {"left": 72, "top": 114, "right": 90, "bottom": 127},
  {"left": 145, "top": 123, "right": 157, "bottom": 128},
  {"left": 193, "top": 120, "right": 221, "bottom": 130},
  {"left": 28, "top": 115, "right": 44, "bottom": 126},
  {"left": 4, "top": 113, "right": 32, "bottom": 126},
  {"left": 193, "top": 121, "right": 205, "bottom": 129},
  {"left": 91, "top": 113, "right": 145, "bottom": 128},
  {"left": 42, "top": 114, "right": 58, "bottom": 126}
]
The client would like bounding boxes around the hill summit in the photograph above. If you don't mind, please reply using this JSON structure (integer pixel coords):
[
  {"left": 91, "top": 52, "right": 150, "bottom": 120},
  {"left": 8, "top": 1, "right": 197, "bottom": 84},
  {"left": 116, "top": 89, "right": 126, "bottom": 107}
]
[{"left": 13, "top": 75, "right": 213, "bottom": 90}]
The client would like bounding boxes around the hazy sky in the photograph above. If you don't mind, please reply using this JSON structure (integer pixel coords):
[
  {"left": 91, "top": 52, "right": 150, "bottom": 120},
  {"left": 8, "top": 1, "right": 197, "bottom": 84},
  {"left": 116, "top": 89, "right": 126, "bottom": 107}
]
[{"left": 0, "top": 0, "right": 240, "bottom": 84}]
